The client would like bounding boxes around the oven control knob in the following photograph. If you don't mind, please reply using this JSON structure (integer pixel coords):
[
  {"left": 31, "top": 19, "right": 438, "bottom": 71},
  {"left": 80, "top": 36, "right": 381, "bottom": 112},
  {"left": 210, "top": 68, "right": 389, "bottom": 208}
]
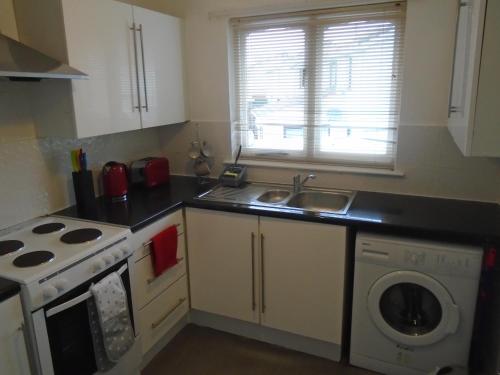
[
  {"left": 92, "top": 259, "right": 105, "bottom": 273},
  {"left": 53, "top": 279, "right": 68, "bottom": 292},
  {"left": 120, "top": 246, "right": 131, "bottom": 257},
  {"left": 103, "top": 255, "right": 113, "bottom": 265},
  {"left": 42, "top": 285, "right": 58, "bottom": 300},
  {"left": 112, "top": 250, "right": 121, "bottom": 260}
]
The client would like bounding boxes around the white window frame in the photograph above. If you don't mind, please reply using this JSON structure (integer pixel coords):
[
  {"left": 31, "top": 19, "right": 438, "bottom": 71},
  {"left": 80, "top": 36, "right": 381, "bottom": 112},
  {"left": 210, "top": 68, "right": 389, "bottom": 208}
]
[{"left": 229, "top": 2, "right": 406, "bottom": 171}]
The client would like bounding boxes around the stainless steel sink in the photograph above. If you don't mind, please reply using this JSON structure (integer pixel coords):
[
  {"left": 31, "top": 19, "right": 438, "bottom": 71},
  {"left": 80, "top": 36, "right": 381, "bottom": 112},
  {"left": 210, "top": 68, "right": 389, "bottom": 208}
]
[
  {"left": 196, "top": 183, "right": 356, "bottom": 215},
  {"left": 285, "top": 190, "right": 353, "bottom": 214},
  {"left": 257, "top": 190, "right": 290, "bottom": 204}
]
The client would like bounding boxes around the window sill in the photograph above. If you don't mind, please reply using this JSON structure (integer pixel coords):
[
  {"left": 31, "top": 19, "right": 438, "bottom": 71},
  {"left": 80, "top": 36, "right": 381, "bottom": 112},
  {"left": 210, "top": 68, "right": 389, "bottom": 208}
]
[{"left": 224, "top": 159, "right": 405, "bottom": 177}]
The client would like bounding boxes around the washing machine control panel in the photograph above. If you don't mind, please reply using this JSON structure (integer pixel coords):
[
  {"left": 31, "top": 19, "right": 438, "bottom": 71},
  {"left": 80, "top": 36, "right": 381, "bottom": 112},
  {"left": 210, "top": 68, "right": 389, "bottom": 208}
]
[
  {"left": 403, "top": 249, "right": 481, "bottom": 277},
  {"left": 404, "top": 251, "right": 426, "bottom": 266}
]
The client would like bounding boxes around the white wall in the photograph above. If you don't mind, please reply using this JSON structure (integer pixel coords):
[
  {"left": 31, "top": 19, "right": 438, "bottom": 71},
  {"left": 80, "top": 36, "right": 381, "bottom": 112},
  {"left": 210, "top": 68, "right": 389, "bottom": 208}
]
[
  {"left": 160, "top": 0, "right": 500, "bottom": 203},
  {"left": 0, "top": 0, "right": 178, "bottom": 229},
  {"left": 116, "top": 0, "right": 185, "bottom": 17}
]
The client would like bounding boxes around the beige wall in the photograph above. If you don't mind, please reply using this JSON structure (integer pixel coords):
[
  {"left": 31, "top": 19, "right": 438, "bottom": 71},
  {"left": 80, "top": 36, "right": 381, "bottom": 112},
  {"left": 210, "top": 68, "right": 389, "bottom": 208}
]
[
  {"left": 0, "top": 0, "right": 172, "bottom": 229},
  {"left": 160, "top": 0, "right": 500, "bottom": 203},
  {"left": 116, "top": 0, "right": 185, "bottom": 17},
  {"left": 0, "top": 0, "right": 17, "bottom": 38},
  {"left": 0, "top": 0, "right": 498, "bottom": 229}
]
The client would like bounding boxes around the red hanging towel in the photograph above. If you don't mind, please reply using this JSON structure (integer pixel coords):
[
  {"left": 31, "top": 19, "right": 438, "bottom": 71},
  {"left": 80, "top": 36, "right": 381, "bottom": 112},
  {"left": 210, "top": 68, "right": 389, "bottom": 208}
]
[{"left": 150, "top": 225, "right": 178, "bottom": 277}]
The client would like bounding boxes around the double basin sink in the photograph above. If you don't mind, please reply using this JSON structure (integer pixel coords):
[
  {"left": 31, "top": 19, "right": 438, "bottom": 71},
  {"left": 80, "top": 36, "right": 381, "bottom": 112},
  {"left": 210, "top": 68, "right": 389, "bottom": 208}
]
[{"left": 196, "top": 183, "right": 356, "bottom": 215}]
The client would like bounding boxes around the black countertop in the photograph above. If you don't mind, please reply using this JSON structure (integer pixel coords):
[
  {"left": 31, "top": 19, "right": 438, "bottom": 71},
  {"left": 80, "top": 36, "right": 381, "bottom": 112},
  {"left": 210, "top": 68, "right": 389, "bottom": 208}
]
[
  {"left": 55, "top": 175, "right": 500, "bottom": 245},
  {"left": 56, "top": 176, "right": 218, "bottom": 232},
  {"left": 0, "top": 277, "right": 20, "bottom": 303}
]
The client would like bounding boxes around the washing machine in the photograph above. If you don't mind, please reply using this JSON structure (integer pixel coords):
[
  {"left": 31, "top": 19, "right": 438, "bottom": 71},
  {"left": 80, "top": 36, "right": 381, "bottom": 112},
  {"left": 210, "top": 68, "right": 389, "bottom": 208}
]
[{"left": 350, "top": 232, "right": 483, "bottom": 375}]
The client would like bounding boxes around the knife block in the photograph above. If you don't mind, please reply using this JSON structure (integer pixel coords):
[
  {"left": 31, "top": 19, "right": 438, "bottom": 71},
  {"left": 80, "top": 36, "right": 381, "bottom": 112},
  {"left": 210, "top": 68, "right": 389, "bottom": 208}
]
[{"left": 72, "top": 171, "right": 97, "bottom": 216}]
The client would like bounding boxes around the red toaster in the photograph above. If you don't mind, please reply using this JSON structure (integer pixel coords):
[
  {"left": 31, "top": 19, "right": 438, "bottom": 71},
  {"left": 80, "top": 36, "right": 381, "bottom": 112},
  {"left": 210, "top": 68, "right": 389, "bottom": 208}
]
[
  {"left": 130, "top": 157, "right": 170, "bottom": 188},
  {"left": 102, "top": 161, "right": 128, "bottom": 201}
]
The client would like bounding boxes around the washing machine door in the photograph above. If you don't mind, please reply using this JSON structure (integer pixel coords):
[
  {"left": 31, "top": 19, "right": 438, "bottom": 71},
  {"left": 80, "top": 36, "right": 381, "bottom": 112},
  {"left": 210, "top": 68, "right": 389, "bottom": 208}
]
[{"left": 367, "top": 271, "right": 460, "bottom": 347}]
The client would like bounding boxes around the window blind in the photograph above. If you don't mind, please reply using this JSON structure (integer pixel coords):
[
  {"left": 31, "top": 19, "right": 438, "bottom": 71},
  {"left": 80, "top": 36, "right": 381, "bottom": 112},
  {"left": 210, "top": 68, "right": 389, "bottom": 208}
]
[{"left": 231, "top": 2, "right": 406, "bottom": 169}]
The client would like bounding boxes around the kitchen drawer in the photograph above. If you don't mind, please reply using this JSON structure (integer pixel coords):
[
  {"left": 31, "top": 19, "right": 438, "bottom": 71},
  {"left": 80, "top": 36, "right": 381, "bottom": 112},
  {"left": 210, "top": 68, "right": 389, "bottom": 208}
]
[
  {"left": 134, "top": 235, "right": 186, "bottom": 309},
  {"left": 138, "top": 275, "right": 189, "bottom": 355},
  {"left": 130, "top": 209, "right": 184, "bottom": 261}
]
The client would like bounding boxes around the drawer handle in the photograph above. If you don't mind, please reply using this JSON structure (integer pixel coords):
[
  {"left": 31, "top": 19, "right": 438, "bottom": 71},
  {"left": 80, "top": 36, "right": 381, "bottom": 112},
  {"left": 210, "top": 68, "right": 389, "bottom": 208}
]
[
  {"left": 143, "top": 224, "right": 182, "bottom": 249},
  {"left": 151, "top": 297, "right": 187, "bottom": 330},
  {"left": 146, "top": 258, "right": 184, "bottom": 285}
]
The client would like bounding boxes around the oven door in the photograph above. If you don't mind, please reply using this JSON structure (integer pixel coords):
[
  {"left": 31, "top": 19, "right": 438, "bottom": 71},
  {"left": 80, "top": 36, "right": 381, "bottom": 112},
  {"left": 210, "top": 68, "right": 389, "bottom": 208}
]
[{"left": 31, "top": 260, "right": 140, "bottom": 375}]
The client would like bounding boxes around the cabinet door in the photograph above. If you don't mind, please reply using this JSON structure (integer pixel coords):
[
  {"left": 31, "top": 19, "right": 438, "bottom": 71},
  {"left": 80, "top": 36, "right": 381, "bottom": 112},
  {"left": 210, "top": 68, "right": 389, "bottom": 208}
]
[
  {"left": 186, "top": 209, "right": 259, "bottom": 323},
  {"left": 447, "top": 0, "right": 487, "bottom": 155},
  {"left": 133, "top": 7, "right": 187, "bottom": 128},
  {"left": 0, "top": 295, "right": 30, "bottom": 375},
  {"left": 62, "top": 0, "right": 141, "bottom": 138},
  {"left": 259, "top": 217, "right": 346, "bottom": 344}
]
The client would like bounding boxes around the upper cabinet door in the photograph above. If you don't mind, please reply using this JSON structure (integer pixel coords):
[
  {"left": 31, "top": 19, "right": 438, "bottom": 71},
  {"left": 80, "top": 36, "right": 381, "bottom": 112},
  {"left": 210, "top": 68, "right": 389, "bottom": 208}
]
[
  {"left": 447, "top": 0, "right": 500, "bottom": 157},
  {"left": 133, "top": 7, "right": 187, "bottom": 128},
  {"left": 62, "top": 0, "right": 141, "bottom": 138},
  {"left": 447, "top": 0, "right": 485, "bottom": 155}
]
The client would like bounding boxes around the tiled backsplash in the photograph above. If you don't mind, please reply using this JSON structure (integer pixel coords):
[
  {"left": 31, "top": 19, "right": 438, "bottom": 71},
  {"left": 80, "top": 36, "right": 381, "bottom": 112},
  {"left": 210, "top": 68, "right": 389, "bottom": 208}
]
[
  {"left": 160, "top": 121, "right": 500, "bottom": 203},
  {"left": 0, "top": 83, "right": 163, "bottom": 229}
]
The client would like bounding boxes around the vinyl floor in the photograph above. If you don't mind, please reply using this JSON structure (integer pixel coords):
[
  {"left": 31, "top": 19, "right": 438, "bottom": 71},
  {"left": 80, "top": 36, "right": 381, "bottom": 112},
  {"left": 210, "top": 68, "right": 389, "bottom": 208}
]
[{"left": 142, "top": 324, "right": 378, "bottom": 375}]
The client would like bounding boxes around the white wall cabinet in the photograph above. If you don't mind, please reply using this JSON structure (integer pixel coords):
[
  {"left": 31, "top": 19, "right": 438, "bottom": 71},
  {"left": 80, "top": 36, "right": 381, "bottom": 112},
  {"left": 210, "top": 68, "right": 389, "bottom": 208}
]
[
  {"left": 133, "top": 7, "right": 187, "bottom": 129},
  {"left": 15, "top": 0, "right": 187, "bottom": 139},
  {"left": 447, "top": 0, "right": 500, "bottom": 156},
  {"left": 0, "top": 294, "right": 30, "bottom": 375},
  {"left": 186, "top": 208, "right": 347, "bottom": 345}
]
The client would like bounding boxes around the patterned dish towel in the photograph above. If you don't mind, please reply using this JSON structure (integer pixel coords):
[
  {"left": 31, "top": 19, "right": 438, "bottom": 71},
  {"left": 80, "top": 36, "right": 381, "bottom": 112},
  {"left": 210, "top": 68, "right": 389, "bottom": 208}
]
[{"left": 89, "top": 272, "right": 134, "bottom": 370}]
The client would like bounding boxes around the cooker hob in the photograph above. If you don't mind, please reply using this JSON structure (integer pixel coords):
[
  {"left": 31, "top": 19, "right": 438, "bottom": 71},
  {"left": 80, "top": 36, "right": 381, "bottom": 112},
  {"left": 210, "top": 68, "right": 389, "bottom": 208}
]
[
  {"left": 0, "top": 240, "right": 24, "bottom": 256},
  {"left": 32, "top": 222, "right": 66, "bottom": 234},
  {"left": 13, "top": 250, "right": 55, "bottom": 268},
  {"left": 61, "top": 228, "right": 103, "bottom": 244}
]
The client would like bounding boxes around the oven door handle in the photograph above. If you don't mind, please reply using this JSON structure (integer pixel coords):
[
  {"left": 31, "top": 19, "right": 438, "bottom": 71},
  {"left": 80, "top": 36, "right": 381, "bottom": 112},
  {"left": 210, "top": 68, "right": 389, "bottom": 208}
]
[{"left": 45, "top": 264, "right": 128, "bottom": 318}]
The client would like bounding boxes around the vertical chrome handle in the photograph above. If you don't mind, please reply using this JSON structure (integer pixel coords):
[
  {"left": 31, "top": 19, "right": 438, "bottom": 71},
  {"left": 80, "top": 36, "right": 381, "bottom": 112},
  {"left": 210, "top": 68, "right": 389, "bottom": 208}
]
[
  {"left": 260, "top": 233, "right": 265, "bottom": 314},
  {"left": 138, "top": 24, "right": 149, "bottom": 112},
  {"left": 251, "top": 232, "right": 256, "bottom": 311},
  {"left": 130, "top": 23, "right": 142, "bottom": 112},
  {"left": 448, "top": 0, "right": 469, "bottom": 118}
]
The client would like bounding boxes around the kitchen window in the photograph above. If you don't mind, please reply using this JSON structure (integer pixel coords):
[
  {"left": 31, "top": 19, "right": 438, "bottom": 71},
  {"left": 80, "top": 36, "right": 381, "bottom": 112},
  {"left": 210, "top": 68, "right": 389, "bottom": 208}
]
[{"left": 230, "top": 2, "right": 406, "bottom": 170}]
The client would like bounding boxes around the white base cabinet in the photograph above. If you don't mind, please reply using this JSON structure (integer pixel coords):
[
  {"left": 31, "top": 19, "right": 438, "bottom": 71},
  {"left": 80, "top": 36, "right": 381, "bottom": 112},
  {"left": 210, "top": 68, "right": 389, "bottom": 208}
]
[
  {"left": 259, "top": 217, "right": 346, "bottom": 344},
  {"left": 186, "top": 210, "right": 259, "bottom": 324},
  {"left": 186, "top": 208, "right": 347, "bottom": 347},
  {"left": 15, "top": 0, "right": 187, "bottom": 139},
  {"left": 129, "top": 210, "right": 189, "bottom": 355},
  {"left": 0, "top": 295, "right": 30, "bottom": 375}
]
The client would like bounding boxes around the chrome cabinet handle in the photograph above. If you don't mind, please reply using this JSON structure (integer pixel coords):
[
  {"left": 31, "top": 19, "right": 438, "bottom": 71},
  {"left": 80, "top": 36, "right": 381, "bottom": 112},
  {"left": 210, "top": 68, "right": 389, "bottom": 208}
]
[
  {"left": 146, "top": 258, "right": 184, "bottom": 285},
  {"left": 448, "top": 0, "right": 469, "bottom": 118},
  {"left": 260, "top": 234, "right": 265, "bottom": 314},
  {"left": 251, "top": 232, "right": 256, "bottom": 311},
  {"left": 130, "top": 23, "right": 142, "bottom": 112},
  {"left": 138, "top": 24, "right": 149, "bottom": 112},
  {"left": 449, "top": 106, "right": 460, "bottom": 115},
  {"left": 151, "top": 298, "right": 187, "bottom": 329}
]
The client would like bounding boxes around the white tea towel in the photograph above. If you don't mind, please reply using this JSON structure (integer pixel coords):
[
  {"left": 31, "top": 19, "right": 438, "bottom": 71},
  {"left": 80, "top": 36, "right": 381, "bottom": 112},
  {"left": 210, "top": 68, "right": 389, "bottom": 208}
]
[{"left": 90, "top": 272, "right": 134, "bottom": 363}]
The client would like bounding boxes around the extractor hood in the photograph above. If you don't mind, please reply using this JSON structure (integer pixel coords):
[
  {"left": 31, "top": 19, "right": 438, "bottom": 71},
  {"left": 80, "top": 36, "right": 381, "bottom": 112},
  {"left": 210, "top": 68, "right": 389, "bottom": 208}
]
[{"left": 0, "top": 33, "right": 87, "bottom": 80}]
